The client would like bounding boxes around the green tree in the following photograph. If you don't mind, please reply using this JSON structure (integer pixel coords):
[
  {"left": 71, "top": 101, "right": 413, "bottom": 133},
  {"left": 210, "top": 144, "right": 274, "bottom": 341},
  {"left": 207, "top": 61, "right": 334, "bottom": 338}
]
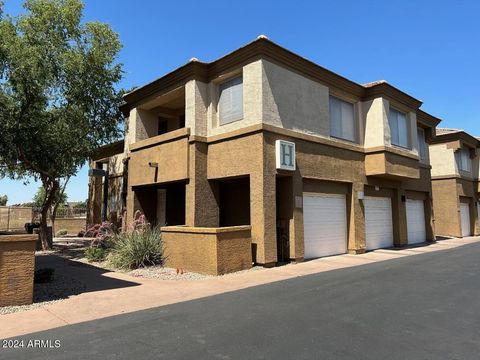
[
  {"left": 32, "top": 177, "right": 68, "bottom": 227},
  {"left": 0, "top": 0, "right": 123, "bottom": 249},
  {"left": 0, "top": 195, "right": 7, "bottom": 206}
]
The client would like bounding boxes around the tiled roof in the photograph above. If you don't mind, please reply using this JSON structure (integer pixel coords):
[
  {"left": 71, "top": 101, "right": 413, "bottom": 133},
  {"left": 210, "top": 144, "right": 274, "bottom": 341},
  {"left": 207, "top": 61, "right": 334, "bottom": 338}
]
[
  {"left": 362, "top": 80, "right": 388, "bottom": 88},
  {"left": 436, "top": 128, "right": 463, "bottom": 135}
]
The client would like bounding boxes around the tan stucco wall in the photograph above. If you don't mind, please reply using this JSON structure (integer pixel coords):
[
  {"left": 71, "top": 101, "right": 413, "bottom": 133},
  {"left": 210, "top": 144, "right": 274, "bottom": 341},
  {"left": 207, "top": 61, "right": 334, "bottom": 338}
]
[
  {"left": 206, "top": 60, "right": 263, "bottom": 137},
  {"left": 161, "top": 226, "right": 252, "bottom": 275},
  {"left": 432, "top": 179, "right": 462, "bottom": 237},
  {"left": 185, "top": 80, "right": 208, "bottom": 136},
  {"left": 125, "top": 108, "right": 158, "bottom": 149},
  {"left": 365, "top": 152, "right": 420, "bottom": 179},
  {"left": 121, "top": 56, "right": 438, "bottom": 267},
  {"left": 128, "top": 130, "right": 189, "bottom": 187},
  {"left": 0, "top": 234, "right": 36, "bottom": 307},
  {"left": 206, "top": 132, "right": 276, "bottom": 265},
  {"left": 262, "top": 59, "right": 329, "bottom": 137},
  {"left": 363, "top": 98, "right": 388, "bottom": 148},
  {"left": 429, "top": 143, "right": 458, "bottom": 177},
  {"left": 431, "top": 177, "right": 479, "bottom": 238},
  {"left": 53, "top": 218, "right": 86, "bottom": 235}
]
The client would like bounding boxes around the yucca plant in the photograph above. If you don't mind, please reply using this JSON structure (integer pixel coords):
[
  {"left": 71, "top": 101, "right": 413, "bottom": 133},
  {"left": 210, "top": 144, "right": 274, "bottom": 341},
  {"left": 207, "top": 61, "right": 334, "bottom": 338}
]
[{"left": 108, "top": 226, "right": 163, "bottom": 269}]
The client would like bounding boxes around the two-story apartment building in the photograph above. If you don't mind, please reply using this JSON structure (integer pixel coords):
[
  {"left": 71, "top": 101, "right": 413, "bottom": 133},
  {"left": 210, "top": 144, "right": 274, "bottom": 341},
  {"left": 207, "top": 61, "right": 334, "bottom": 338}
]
[
  {"left": 91, "top": 36, "right": 441, "bottom": 274},
  {"left": 429, "top": 129, "right": 480, "bottom": 237}
]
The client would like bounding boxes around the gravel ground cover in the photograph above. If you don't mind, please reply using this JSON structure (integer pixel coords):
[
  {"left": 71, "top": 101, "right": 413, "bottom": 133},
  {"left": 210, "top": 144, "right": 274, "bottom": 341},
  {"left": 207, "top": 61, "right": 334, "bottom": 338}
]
[
  {"left": 0, "top": 237, "right": 262, "bottom": 315},
  {"left": 54, "top": 238, "right": 262, "bottom": 281},
  {"left": 0, "top": 273, "right": 86, "bottom": 315}
]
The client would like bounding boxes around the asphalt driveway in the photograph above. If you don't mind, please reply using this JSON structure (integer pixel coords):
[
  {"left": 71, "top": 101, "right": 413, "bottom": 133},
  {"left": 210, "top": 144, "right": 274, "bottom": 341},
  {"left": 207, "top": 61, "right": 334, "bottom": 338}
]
[{"left": 2, "top": 241, "right": 480, "bottom": 360}]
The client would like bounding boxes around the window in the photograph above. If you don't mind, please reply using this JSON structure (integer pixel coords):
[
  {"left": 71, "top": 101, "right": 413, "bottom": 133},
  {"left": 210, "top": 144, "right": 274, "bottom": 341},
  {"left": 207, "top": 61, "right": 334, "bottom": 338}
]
[
  {"left": 456, "top": 148, "right": 471, "bottom": 172},
  {"left": 218, "top": 76, "right": 243, "bottom": 125},
  {"left": 329, "top": 96, "right": 356, "bottom": 142},
  {"left": 417, "top": 128, "right": 427, "bottom": 161},
  {"left": 389, "top": 108, "right": 409, "bottom": 148}
]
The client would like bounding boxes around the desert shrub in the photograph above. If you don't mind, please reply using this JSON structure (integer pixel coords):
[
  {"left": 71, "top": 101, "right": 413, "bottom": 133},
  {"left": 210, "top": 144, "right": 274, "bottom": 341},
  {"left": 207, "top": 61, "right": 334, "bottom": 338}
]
[
  {"left": 55, "top": 229, "right": 68, "bottom": 236},
  {"left": 34, "top": 268, "right": 55, "bottom": 283},
  {"left": 126, "top": 210, "right": 150, "bottom": 232},
  {"left": 85, "top": 221, "right": 116, "bottom": 249},
  {"left": 85, "top": 247, "right": 108, "bottom": 262},
  {"left": 109, "top": 226, "right": 163, "bottom": 269}
]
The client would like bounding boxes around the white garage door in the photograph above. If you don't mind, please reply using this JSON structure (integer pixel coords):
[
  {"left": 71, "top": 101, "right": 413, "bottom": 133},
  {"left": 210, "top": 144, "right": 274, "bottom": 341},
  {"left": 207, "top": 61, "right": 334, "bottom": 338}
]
[
  {"left": 406, "top": 199, "right": 426, "bottom": 245},
  {"left": 460, "top": 202, "right": 471, "bottom": 237},
  {"left": 365, "top": 196, "right": 393, "bottom": 250},
  {"left": 303, "top": 193, "right": 347, "bottom": 259}
]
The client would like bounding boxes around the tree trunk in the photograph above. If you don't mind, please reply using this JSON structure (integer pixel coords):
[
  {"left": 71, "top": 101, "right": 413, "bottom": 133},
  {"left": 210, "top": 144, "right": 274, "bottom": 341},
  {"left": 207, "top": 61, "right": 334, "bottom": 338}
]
[
  {"left": 50, "top": 177, "right": 70, "bottom": 238},
  {"left": 39, "top": 180, "right": 59, "bottom": 250},
  {"left": 39, "top": 206, "right": 50, "bottom": 250}
]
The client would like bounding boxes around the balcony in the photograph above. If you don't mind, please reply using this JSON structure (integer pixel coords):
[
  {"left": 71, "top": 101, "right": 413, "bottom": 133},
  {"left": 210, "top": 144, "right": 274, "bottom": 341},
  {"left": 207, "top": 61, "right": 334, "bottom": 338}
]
[
  {"left": 365, "top": 147, "right": 420, "bottom": 180},
  {"left": 128, "top": 128, "right": 190, "bottom": 187}
]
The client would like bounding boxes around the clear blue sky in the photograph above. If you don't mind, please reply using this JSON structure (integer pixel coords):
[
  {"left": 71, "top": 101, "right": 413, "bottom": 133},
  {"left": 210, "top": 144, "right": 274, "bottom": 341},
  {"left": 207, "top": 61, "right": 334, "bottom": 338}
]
[{"left": 1, "top": 0, "right": 479, "bottom": 204}]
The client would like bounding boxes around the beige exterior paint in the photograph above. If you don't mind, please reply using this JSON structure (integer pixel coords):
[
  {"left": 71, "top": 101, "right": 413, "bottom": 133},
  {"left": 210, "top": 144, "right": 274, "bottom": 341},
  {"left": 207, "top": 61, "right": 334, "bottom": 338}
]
[
  {"left": 430, "top": 143, "right": 458, "bottom": 177},
  {"left": 91, "top": 39, "right": 441, "bottom": 272},
  {"left": 363, "top": 98, "right": 388, "bottom": 148},
  {"left": 262, "top": 60, "right": 330, "bottom": 137},
  {"left": 429, "top": 136, "right": 479, "bottom": 237},
  {"left": 161, "top": 226, "right": 251, "bottom": 275}
]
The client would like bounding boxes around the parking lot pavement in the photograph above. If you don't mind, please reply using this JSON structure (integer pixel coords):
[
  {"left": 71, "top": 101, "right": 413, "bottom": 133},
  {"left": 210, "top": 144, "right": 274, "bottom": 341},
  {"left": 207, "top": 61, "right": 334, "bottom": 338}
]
[{"left": 1, "top": 236, "right": 479, "bottom": 340}]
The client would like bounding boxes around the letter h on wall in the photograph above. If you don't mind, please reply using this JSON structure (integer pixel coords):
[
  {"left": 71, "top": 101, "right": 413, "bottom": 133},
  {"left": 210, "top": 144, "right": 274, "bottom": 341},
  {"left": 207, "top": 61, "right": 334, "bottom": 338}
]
[{"left": 275, "top": 140, "right": 296, "bottom": 171}]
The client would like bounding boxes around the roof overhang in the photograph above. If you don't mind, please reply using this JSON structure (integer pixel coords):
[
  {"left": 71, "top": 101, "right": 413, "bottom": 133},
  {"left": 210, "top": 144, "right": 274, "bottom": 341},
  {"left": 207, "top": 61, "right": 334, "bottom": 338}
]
[
  {"left": 91, "top": 140, "right": 125, "bottom": 161},
  {"left": 120, "top": 37, "right": 429, "bottom": 117},
  {"left": 430, "top": 130, "right": 480, "bottom": 149}
]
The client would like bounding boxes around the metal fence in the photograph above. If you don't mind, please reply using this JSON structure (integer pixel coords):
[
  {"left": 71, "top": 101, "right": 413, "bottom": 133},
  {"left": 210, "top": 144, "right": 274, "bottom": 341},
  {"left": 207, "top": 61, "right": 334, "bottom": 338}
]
[{"left": 0, "top": 206, "right": 33, "bottom": 232}]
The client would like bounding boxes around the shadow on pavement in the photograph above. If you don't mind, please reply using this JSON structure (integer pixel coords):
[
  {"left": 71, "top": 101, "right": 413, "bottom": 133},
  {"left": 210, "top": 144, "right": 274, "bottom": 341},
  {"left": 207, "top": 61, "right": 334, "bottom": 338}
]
[{"left": 33, "top": 254, "right": 140, "bottom": 303}]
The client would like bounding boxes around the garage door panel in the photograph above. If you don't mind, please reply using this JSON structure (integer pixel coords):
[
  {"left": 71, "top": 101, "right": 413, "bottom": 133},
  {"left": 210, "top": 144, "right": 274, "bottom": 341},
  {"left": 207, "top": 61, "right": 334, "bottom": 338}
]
[
  {"left": 406, "top": 199, "right": 426, "bottom": 245},
  {"left": 365, "top": 196, "right": 393, "bottom": 250},
  {"left": 303, "top": 193, "right": 347, "bottom": 259},
  {"left": 460, "top": 203, "right": 471, "bottom": 237}
]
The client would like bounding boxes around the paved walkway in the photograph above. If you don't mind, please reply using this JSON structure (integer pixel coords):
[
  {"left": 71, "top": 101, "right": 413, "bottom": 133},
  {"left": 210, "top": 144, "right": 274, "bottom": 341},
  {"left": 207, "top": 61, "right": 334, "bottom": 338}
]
[{"left": 1, "top": 236, "right": 478, "bottom": 339}]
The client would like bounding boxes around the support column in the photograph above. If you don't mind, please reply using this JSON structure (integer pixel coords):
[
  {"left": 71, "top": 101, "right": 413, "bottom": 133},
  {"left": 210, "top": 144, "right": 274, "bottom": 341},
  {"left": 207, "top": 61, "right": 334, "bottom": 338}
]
[
  {"left": 289, "top": 170, "right": 304, "bottom": 261},
  {"left": 348, "top": 182, "right": 366, "bottom": 254},
  {"left": 250, "top": 170, "right": 277, "bottom": 266},
  {"left": 393, "top": 187, "right": 408, "bottom": 247},
  {"left": 185, "top": 141, "right": 219, "bottom": 227},
  {"left": 425, "top": 193, "right": 435, "bottom": 241},
  {"left": 474, "top": 196, "right": 480, "bottom": 236}
]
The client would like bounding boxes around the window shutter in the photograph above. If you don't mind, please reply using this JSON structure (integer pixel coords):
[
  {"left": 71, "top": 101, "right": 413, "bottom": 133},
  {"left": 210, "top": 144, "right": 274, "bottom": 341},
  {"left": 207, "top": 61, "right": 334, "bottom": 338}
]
[
  {"left": 390, "top": 108, "right": 409, "bottom": 148},
  {"left": 219, "top": 76, "right": 243, "bottom": 125},
  {"left": 397, "top": 112, "right": 408, "bottom": 148},
  {"left": 389, "top": 111, "right": 399, "bottom": 145},
  {"left": 341, "top": 100, "right": 355, "bottom": 141},
  {"left": 417, "top": 128, "right": 426, "bottom": 160},
  {"left": 329, "top": 96, "right": 342, "bottom": 138},
  {"left": 329, "top": 96, "right": 355, "bottom": 142}
]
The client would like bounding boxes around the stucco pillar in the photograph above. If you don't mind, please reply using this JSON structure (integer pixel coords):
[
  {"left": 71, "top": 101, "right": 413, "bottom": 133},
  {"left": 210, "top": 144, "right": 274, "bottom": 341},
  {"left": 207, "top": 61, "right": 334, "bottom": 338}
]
[
  {"left": 349, "top": 182, "right": 366, "bottom": 253},
  {"left": 394, "top": 188, "right": 408, "bottom": 247},
  {"left": 289, "top": 170, "right": 304, "bottom": 261},
  {"left": 185, "top": 141, "right": 219, "bottom": 227},
  {"left": 474, "top": 198, "right": 480, "bottom": 236},
  {"left": 250, "top": 170, "right": 277, "bottom": 266},
  {"left": 425, "top": 194, "right": 435, "bottom": 241}
]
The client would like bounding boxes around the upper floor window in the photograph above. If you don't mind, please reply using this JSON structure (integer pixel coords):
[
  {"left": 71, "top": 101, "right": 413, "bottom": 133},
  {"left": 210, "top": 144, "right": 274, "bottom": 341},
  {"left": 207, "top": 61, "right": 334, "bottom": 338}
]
[
  {"left": 389, "top": 108, "right": 409, "bottom": 148},
  {"left": 417, "top": 128, "right": 427, "bottom": 161},
  {"left": 218, "top": 76, "right": 243, "bottom": 125},
  {"left": 329, "top": 96, "right": 356, "bottom": 142},
  {"left": 456, "top": 148, "right": 471, "bottom": 172}
]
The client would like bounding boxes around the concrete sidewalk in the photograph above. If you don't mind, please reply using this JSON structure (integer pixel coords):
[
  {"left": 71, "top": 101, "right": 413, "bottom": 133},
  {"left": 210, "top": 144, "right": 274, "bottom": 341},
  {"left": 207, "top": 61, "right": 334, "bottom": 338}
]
[{"left": 1, "top": 236, "right": 478, "bottom": 339}]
